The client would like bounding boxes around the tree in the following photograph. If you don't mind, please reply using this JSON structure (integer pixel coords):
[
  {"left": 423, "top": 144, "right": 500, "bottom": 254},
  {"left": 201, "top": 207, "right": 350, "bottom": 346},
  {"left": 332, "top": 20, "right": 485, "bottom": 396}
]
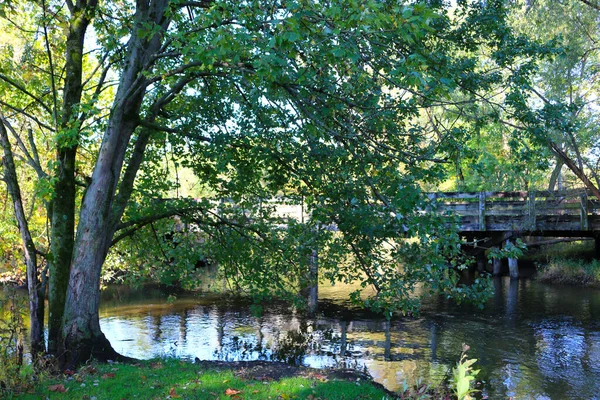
[
  {"left": 0, "top": 0, "right": 536, "bottom": 366},
  {"left": 501, "top": 0, "right": 600, "bottom": 197}
]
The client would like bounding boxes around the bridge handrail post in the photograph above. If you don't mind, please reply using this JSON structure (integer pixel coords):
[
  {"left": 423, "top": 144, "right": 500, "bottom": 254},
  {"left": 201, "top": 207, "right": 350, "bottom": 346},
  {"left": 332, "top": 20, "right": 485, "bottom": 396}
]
[
  {"left": 478, "top": 191, "right": 486, "bottom": 231},
  {"left": 580, "top": 192, "right": 589, "bottom": 230},
  {"left": 528, "top": 191, "right": 536, "bottom": 231}
]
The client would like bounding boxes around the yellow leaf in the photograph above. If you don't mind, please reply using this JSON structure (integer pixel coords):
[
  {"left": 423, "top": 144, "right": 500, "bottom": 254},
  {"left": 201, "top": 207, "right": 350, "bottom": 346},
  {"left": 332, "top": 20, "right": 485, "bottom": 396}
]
[{"left": 225, "top": 388, "right": 243, "bottom": 396}]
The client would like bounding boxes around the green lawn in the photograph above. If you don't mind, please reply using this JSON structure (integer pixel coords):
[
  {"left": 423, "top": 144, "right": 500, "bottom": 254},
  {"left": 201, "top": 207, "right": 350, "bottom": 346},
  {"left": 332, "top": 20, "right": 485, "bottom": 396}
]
[{"left": 10, "top": 359, "right": 394, "bottom": 400}]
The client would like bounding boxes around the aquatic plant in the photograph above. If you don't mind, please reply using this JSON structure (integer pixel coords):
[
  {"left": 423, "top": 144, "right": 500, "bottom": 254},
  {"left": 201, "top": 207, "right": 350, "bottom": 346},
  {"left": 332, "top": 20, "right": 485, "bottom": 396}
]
[{"left": 452, "top": 345, "right": 480, "bottom": 400}]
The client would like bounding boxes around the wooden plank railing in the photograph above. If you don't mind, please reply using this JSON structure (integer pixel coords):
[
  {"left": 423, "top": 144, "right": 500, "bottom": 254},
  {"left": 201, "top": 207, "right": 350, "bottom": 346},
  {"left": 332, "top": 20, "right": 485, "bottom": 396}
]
[
  {"left": 208, "top": 190, "right": 600, "bottom": 234},
  {"left": 431, "top": 190, "right": 600, "bottom": 232}
]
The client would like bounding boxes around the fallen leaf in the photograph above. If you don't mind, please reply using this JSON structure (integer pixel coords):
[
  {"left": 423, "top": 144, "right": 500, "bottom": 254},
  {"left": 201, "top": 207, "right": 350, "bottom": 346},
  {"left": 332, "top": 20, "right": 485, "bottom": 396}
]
[
  {"left": 252, "top": 390, "right": 260, "bottom": 394},
  {"left": 169, "top": 387, "right": 181, "bottom": 398},
  {"left": 48, "top": 384, "right": 67, "bottom": 393},
  {"left": 312, "top": 373, "right": 328, "bottom": 382},
  {"left": 64, "top": 369, "right": 76, "bottom": 376},
  {"left": 225, "top": 388, "right": 243, "bottom": 396},
  {"left": 85, "top": 366, "right": 98, "bottom": 374},
  {"left": 150, "top": 362, "right": 163, "bottom": 369},
  {"left": 101, "top": 373, "right": 115, "bottom": 379}
]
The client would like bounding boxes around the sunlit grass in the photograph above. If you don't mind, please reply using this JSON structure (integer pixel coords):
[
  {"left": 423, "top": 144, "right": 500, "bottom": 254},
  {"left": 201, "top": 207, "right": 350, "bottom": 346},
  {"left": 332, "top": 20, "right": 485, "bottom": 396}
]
[
  {"left": 526, "top": 240, "right": 595, "bottom": 262},
  {"left": 10, "top": 359, "right": 393, "bottom": 400}
]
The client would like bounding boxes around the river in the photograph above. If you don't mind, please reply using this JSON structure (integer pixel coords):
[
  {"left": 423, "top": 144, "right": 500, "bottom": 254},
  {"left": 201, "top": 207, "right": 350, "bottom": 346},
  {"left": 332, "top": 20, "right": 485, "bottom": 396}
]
[{"left": 95, "top": 277, "right": 600, "bottom": 399}]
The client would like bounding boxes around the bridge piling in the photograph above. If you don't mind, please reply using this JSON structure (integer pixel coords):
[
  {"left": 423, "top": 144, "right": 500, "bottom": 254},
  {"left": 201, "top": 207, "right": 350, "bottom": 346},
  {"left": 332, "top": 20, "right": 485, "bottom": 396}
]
[
  {"left": 492, "top": 251, "right": 502, "bottom": 276},
  {"left": 505, "top": 239, "right": 519, "bottom": 279},
  {"left": 508, "top": 258, "right": 519, "bottom": 279},
  {"left": 476, "top": 253, "right": 486, "bottom": 273},
  {"left": 307, "top": 249, "right": 318, "bottom": 315}
]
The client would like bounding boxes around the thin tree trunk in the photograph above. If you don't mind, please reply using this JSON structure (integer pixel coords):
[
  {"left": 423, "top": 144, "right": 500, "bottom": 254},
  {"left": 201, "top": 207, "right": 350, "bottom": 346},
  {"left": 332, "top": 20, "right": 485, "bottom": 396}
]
[
  {"left": 48, "top": 3, "right": 93, "bottom": 354},
  {"left": 0, "top": 118, "right": 44, "bottom": 356}
]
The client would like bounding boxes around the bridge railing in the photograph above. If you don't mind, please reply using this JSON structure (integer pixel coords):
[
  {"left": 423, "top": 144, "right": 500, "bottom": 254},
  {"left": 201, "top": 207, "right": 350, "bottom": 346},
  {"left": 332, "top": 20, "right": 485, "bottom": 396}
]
[{"left": 430, "top": 190, "right": 600, "bottom": 232}]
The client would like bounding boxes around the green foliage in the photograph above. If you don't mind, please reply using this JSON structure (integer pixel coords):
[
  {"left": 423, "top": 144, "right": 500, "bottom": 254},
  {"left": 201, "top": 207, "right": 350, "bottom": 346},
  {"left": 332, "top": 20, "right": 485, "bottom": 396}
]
[
  {"left": 505, "top": 0, "right": 600, "bottom": 192},
  {"left": 451, "top": 345, "right": 480, "bottom": 400},
  {"left": 488, "top": 239, "right": 526, "bottom": 260}
]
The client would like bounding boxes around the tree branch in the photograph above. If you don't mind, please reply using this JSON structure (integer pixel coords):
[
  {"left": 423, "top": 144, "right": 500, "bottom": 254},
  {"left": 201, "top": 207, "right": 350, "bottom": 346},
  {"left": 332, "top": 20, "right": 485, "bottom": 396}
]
[
  {"left": 110, "top": 72, "right": 214, "bottom": 233},
  {"left": 0, "top": 74, "right": 54, "bottom": 117},
  {"left": 111, "top": 204, "right": 205, "bottom": 246},
  {"left": 577, "top": 0, "right": 600, "bottom": 11},
  {"left": 179, "top": 1, "right": 213, "bottom": 8},
  {"left": 0, "top": 101, "right": 55, "bottom": 133},
  {"left": 0, "top": 116, "right": 47, "bottom": 179},
  {"left": 41, "top": 0, "right": 59, "bottom": 127}
]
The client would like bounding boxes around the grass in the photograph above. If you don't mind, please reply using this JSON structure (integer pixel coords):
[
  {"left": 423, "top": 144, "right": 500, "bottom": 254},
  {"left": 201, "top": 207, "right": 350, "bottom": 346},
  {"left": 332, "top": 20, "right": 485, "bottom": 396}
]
[
  {"left": 7, "top": 359, "right": 394, "bottom": 400},
  {"left": 526, "top": 240, "right": 600, "bottom": 287},
  {"left": 525, "top": 240, "right": 596, "bottom": 263},
  {"left": 537, "top": 258, "right": 600, "bottom": 287}
]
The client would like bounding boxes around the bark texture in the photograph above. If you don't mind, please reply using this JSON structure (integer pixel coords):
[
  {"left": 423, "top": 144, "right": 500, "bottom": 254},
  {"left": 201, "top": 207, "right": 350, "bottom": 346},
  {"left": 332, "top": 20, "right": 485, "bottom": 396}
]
[
  {"left": 550, "top": 141, "right": 600, "bottom": 199},
  {"left": 48, "top": 2, "right": 93, "bottom": 354},
  {"left": 61, "top": 0, "right": 170, "bottom": 366}
]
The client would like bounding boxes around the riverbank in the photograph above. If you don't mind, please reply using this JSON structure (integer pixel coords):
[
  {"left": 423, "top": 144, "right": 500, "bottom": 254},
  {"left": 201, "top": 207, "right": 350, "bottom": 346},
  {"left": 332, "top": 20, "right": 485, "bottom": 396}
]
[
  {"left": 536, "top": 258, "right": 600, "bottom": 287},
  {"left": 7, "top": 359, "right": 402, "bottom": 399},
  {"left": 527, "top": 240, "right": 600, "bottom": 287}
]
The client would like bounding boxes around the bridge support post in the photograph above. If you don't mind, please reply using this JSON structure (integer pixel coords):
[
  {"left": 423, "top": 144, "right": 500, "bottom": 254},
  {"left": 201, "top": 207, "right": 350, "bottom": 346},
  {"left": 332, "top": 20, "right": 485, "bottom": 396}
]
[
  {"left": 508, "top": 257, "right": 519, "bottom": 279},
  {"left": 307, "top": 249, "right": 318, "bottom": 315},
  {"left": 476, "top": 254, "right": 486, "bottom": 273},
  {"left": 492, "top": 252, "right": 502, "bottom": 276},
  {"left": 505, "top": 239, "right": 519, "bottom": 279}
]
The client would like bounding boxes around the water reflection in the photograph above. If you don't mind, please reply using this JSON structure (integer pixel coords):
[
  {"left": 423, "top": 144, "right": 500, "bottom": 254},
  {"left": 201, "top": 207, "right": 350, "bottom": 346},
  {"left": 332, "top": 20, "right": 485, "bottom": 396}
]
[
  {"left": 96, "top": 278, "right": 600, "bottom": 399},
  {"left": 2, "top": 277, "right": 599, "bottom": 399}
]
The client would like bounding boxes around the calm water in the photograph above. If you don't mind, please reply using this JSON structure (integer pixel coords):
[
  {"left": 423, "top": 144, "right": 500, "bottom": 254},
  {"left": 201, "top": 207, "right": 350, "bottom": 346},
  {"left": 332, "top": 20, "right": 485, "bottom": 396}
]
[{"left": 96, "top": 278, "right": 600, "bottom": 399}]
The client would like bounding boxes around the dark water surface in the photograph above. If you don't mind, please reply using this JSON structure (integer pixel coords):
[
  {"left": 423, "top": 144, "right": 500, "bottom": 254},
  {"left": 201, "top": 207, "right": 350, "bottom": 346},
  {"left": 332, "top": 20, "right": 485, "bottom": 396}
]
[{"left": 98, "top": 278, "right": 600, "bottom": 399}]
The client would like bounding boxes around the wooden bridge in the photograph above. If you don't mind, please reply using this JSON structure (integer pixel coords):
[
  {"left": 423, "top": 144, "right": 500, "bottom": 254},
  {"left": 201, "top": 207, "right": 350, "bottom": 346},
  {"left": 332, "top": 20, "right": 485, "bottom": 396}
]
[
  {"left": 431, "top": 189, "right": 600, "bottom": 235},
  {"left": 431, "top": 189, "right": 600, "bottom": 277}
]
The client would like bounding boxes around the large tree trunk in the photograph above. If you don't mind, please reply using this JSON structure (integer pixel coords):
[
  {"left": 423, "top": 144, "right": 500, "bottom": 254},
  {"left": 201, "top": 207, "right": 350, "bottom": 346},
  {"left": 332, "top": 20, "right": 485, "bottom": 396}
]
[
  {"left": 48, "top": 4, "right": 92, "bottom": 354},
  {"left": 548, "top": 159, "right": 563, "bottom": 191},
  {"left": 0, "top": 118, "right": 44, "bottom": 356},
  {"left": 550, "top": 141, "right": 600, "bottom": 199},
  {"left": 61, "top": 0, "right": 170, "bottom": 367}
]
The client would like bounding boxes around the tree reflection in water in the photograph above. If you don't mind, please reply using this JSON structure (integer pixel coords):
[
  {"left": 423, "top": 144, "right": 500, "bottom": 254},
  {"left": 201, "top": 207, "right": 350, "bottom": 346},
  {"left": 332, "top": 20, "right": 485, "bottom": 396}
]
[{"left": 68, "top": 279, "right": 600, "bottom": 398}]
